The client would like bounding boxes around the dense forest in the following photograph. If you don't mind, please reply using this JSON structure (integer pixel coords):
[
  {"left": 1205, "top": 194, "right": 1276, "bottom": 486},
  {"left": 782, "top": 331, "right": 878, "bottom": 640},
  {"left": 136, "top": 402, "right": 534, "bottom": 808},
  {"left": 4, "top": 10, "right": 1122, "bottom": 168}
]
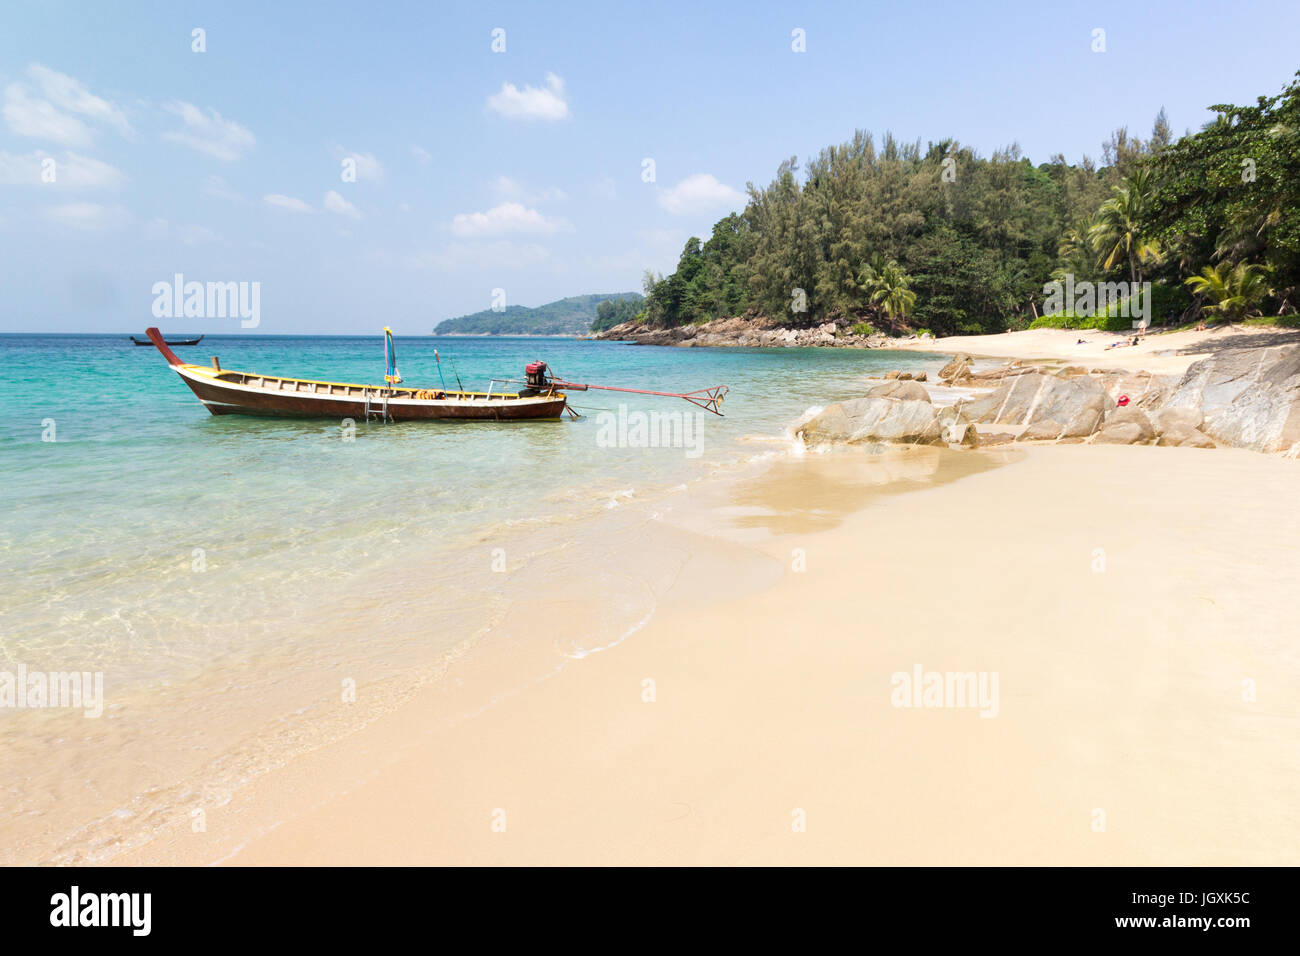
[
  {"left": 625, "top": 73, "right": 1300, "bottom": 337},
  {"left": 435, "top": 292, "right": 641, "bottom": 335},
  {"left": 589, "top": 295, "right": 644, "bottom": 331}
]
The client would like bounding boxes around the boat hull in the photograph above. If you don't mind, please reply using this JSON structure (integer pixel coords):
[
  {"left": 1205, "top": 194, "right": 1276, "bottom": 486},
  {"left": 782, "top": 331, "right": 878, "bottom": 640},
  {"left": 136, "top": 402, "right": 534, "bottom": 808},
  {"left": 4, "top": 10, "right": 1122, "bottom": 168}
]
[
  {"left": 173, "top": 364, "right": 567, "bottom": 421},
  {"left": 132, "top": 336, "right": 203, "bottom": 346}
]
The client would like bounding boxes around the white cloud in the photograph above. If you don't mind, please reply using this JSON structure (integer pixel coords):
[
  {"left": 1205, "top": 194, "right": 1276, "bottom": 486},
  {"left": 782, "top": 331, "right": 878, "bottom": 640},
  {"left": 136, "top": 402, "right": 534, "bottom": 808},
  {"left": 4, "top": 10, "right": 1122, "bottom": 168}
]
[
  {"left": 411, "top": 145, "right": 431, "bottom": 165},
  {"left": 335, "top": 148, "right": 383, "bottom": 182},
  {"left": 323, "top": 190, "right": 362, "bottom": 219},
  {"left": 450, "top": 201, "right": 564, "bottom": 238},
  {"left": 486, "top": 73, "right": 569, "bottom": 121},
  {"left": 44, "top": 202, "right": 127, "bottom": 230},
  {"left": 162, "top": 101, "right": 255, "bottom": 161},
  {"left": 58, "top": 152, "right": 124, "bottom": 189},
  {"left": 202, "top": 174, "right": 244, "bottom": 202},
  {"left": 0, "top": 150, "right": 124, "bottom": 189},
  {"left": 657, "top": 173, "right": 744, "bottom": 215},
  {"left": 2, "top": 65, "right": 131, "bottom": 145},
  {"left": 4, "top": 85, "right": 89, "bottom": 145},
  {"left": 492, "top": 174, "right": 524, "bottom": 198},
  {"left": 264, "top": 193, "right": 313, "bottom": 213}
]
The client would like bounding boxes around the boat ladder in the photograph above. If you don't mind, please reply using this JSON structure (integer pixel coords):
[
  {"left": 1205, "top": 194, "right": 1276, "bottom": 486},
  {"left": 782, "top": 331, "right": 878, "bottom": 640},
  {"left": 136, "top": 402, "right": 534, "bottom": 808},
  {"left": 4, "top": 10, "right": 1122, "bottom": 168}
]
[{"left": 363, "top": 389, "right": 391, "bottom": 423}]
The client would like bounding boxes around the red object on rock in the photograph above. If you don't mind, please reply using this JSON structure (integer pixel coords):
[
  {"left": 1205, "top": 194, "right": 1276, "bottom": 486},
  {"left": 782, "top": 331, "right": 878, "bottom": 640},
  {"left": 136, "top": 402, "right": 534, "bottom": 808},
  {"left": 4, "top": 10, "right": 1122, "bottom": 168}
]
[{"left": 1117, "top": 394, "right": 1131, "bottom": 407}]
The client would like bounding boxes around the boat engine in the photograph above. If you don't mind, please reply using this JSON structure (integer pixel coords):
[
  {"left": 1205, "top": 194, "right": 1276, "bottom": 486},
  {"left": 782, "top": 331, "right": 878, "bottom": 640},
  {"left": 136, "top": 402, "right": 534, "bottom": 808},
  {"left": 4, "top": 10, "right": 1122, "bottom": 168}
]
[{"left": 525, "top": 361, "right": 549, "bottom": 388}]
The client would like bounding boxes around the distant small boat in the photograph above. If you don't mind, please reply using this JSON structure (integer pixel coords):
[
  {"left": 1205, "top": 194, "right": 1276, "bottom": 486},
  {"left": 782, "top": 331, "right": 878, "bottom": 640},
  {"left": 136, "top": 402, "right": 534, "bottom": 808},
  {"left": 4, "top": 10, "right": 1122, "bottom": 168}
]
[{"left": 132, "top": 334, "right": 203, "bottom": 346}]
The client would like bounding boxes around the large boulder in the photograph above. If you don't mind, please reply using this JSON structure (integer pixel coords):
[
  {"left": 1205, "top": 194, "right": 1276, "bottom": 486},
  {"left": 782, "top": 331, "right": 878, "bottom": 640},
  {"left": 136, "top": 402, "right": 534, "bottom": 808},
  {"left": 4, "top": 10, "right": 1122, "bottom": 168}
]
[
  {"left": 936, "top": 404, "right": 980, "bottom": 447},
  {"left": 965, "top": 372, "right": 1112, "bottom": 441},
  {"left": 1093, "top": 422, "right": 1147, "bottom": 444},
  {"left": 798, "top": 393, "right": 942, "bottom": 445},
  {"left": 938, "top": 353, "right": 973, "bottom": 381},
  {"left": 868, "top": 380, "right": 930, "bottom": 402},
  {"left": 1164, "top": 345, "right": 1300, "bottom": 452},
  {"left": 1094, "top": 406, "right": 1156, "bottom": 444},
  {"left": 1153, "top": 406, "right": 1203, "bottom": 436},
  {"left": 961, "top": 371, "right": 1049, "bottom": 424},
  {"left": 1023, "top": 375, "right": 1113, "bottom": 439},
  {"left": 1155, "top": 425, "right": 1216, "bottom": 448}
]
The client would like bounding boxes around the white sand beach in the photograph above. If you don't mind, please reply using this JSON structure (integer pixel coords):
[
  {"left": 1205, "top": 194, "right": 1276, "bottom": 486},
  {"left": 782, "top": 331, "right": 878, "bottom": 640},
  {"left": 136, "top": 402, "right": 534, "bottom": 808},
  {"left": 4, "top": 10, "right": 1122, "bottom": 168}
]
[
  {"left": 894, "top": 324, "right": 1300, "bottom": 376},
  {"left": 114, "top": 438, "right": 1300, "bottom": 866}
]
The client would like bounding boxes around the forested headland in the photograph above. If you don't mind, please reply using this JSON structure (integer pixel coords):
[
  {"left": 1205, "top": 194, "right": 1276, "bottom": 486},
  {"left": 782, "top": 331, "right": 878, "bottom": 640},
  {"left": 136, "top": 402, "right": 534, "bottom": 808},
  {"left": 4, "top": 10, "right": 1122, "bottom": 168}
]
[
  {"left": 435, "top": 292, "right": 642, "bottom": 335},
  {"left": 622, "top": 73, "right": 1300, "bottom": 337}
]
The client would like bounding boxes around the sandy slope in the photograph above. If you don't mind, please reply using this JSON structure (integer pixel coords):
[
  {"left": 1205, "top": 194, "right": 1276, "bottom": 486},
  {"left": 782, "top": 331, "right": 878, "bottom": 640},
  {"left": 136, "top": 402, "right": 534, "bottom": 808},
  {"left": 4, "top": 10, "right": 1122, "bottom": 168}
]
[{"left": 119, "top": 443, "right": 1300, "bottom": 866}]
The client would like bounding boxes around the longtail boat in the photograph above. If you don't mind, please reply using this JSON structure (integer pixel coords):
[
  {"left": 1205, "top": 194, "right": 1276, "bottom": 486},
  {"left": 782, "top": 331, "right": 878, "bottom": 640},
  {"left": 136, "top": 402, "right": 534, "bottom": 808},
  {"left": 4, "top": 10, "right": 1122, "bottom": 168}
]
[
  {"left": 142, "top": 327, "right": 728, "bottom": 422},
  {"left": 142, "top": 327, "right": 569, "bottom": 420},
  {"left": 132, "top": 334, "right": 203, "bottom": 346}
]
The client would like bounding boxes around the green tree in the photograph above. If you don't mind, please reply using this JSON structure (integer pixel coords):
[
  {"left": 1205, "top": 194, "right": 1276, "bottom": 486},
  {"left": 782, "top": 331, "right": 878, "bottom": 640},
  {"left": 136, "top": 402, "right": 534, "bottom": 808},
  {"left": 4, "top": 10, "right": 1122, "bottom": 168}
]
[
  {"left": 1184, "top": 261, "right": 1272, "bottom": 324},
  {"left": 1089, "top": 168, "right": 1163, "bottom": 284}
]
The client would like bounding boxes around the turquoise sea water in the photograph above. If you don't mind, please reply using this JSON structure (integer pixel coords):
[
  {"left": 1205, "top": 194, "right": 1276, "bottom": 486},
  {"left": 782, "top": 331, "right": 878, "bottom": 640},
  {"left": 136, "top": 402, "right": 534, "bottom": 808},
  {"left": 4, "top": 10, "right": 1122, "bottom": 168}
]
[
  {"left": 1, "top": 333, "right": 948, "bottom": 861},
  {"left": 3, "top": 334, "right": 947, "bottom": 670}
]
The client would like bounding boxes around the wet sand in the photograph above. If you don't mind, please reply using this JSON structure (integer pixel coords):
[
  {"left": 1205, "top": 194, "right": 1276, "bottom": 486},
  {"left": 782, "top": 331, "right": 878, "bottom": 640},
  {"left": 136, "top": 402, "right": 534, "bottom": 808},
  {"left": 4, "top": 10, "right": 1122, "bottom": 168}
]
[{"left": 115, "top": 443, "right": 1300, "bottom": 865}]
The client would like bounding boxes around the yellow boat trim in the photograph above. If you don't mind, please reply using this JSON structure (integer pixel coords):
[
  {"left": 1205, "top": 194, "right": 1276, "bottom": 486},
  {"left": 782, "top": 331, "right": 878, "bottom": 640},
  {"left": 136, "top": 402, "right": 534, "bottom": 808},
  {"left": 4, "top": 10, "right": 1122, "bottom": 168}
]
[{"left": 179, "top": 363, "right": 555, "bottom": 400}]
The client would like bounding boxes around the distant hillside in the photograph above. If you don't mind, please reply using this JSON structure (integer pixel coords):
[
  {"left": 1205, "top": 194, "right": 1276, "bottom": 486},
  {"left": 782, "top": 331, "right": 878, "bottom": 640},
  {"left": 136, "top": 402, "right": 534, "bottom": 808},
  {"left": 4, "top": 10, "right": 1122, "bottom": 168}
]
[{"left": 434, "top": 292, "right": 643, "bottom": 335}]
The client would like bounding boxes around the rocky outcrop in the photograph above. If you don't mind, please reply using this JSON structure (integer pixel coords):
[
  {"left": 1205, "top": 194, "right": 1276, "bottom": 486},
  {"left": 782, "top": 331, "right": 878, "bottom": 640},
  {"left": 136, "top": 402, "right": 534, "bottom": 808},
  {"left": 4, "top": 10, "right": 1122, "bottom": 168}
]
[
  {"left": 1147, "top": 406, "right": 1215, "bottom": 448},
  {"left": 867, "top": 380, "right": 930, "bottom": 402},
  {"left": 1164, "top": 345, "right": 1300, "bottom": 453},
  {"left": 1153, "top": 406, "right": 1203, "bottom": 435},
  {"left": 951, "top": 365, "right": 1040, "bottom": 389},
  {"left": 594, "top": 316, "right": 892, "bottom": 349},
  {"left": 797, "top": 386, "right": 979, "bottom": 447},
  {"left": 795, "top": 343, "right": 1299, "bottom": 456},
  {"left": 1093, "top": 407, "right": 1156, "bottom": 444},
  {"left": 961, "top": 371, "right": 1113, "bottom": 441},
  {"left": 798, "top": 396, "right": 940, "bottom": 445},
  {"left": 936, "top": 403, "right": 981, "bottom": 447},
  {"left": 938, "top": 353, "right": 973, "bottom": 381}
]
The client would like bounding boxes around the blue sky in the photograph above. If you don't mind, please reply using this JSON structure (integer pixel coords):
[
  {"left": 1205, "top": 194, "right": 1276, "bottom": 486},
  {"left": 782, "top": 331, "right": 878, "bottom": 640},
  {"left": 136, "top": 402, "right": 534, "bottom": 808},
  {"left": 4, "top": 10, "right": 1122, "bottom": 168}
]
[{"left": 2, "top": 0, "right": 1298, "bottom": 333}]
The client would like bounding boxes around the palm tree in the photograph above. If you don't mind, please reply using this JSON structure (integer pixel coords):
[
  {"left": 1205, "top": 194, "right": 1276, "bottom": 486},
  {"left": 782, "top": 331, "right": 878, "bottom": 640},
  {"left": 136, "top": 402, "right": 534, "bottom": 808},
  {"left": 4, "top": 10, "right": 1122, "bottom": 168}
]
[
  {"left": 1089, "top": 168, "right": 1162, "bottom": 284},
  {"left": 860, "top": 256, "right": 916, "bottom": 323},
  {"left": 1054, "top": 216, "right": 1103, "bottom": 282},
  {"left": 1184, "top": 261, "right": 1272, "bottom": 326}
]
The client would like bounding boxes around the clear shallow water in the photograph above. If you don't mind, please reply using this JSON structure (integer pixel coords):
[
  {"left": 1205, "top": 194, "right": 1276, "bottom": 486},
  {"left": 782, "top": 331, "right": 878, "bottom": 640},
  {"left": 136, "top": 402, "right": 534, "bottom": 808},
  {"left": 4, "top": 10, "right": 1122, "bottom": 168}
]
[
  {"left": 0, "top": 333, "right": 947, "bottom": 861},
  {"left": 3, "top": 333, "right": 947, "bottom": 672}
]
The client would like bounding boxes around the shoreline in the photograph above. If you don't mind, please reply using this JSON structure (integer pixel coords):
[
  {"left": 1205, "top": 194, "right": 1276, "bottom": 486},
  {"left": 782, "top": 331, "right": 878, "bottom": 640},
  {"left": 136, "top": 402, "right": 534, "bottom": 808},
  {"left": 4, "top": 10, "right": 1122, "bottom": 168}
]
[
  {"left": 113, "top": 440, "right": 1300, "bottom": 865},
  {"left": 596, "top": 321, "right": 1300, "bottom": 378},
  {"left": 13, "top": 329, "right": 1300, "bottom": 866}
]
